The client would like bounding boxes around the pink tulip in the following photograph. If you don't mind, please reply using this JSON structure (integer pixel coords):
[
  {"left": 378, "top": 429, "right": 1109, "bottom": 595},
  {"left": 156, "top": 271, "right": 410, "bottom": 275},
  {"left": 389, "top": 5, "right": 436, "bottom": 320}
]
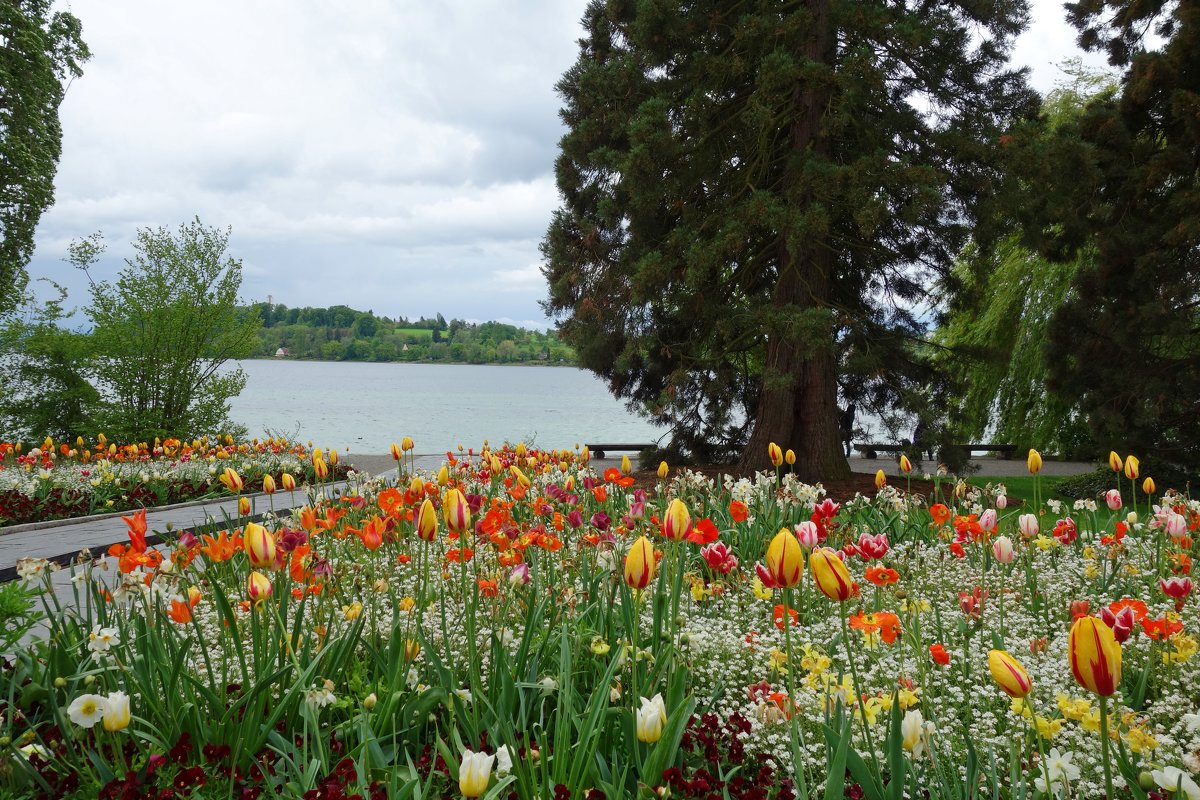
[
  {"left": 794, "top": 521, "right": 821, "bottom": 549},
  {"left": 1018, "top": 513, "right": 1038, "bottom": 538},
  {"left": 979, "top": 509, "right": 998, "bottom": 532},
  {"left": 1105, "top": 489, "right": 1122, "bottom": 511},
  {"left": 857, "top": 533, "right": 890, "bottom": 560},
  {"left": 992, "top": 535, "right": 1014, "bottom": 564}
]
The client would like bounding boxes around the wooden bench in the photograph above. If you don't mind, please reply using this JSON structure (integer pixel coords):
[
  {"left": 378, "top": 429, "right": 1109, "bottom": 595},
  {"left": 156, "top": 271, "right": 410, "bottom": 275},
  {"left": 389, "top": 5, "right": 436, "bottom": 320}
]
[
  {"left": 854, "top": 443, "right": 1017, "bottom": 459},
  {"left": 585, "top": 443, "right": 655, "bottom": 460}
]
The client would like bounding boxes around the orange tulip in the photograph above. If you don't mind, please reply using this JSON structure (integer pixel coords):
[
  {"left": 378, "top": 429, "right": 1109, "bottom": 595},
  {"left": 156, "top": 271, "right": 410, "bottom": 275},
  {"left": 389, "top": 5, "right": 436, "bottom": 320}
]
[
  {"left": 763, "top": 529, "right": 804, "bottom": 588},
  {"left": 624, "top": 536, "right": 657, "bottom": 589},
  {"left": 987, "top": 649, "right": 1032, "bottom": 698},
  {"left": 416, "top": 498, "right": 438, "bottom": 541},
  {"left": 443, "top": 488, "right": 471, "bottom": 535},
  {"left": 809, "top": 547, "right": 857, "bottom": 601},
  {"left": 243, "top": 523, "right": 276, "bottom": 568},
  {"left": 662, "top": 498, "right": 692, "bottom": 541},
  {"left": 1069, "top": 616, "right": 1122, "bottom": 696}
]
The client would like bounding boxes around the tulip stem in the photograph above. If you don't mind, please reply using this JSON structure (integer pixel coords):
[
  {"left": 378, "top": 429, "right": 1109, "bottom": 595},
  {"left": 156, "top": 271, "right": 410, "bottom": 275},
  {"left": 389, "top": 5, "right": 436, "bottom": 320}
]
[
  {"left": 840, "top": 605, "right": 878, "bottom": 767},
  {"left": 781, "top": 587, "right": 810, "bottom": 798},
  {"left": 1099, "top": 695, "right": 1115, "bottom": 800}
]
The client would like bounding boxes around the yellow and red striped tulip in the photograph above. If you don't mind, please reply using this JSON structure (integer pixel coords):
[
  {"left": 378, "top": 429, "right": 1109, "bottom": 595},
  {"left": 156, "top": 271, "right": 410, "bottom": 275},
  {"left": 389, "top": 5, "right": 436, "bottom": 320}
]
[
  {"left": 1108, "top": 451, "right": 1123, "bottom": 472},
  {"left": 417, "top": 498, "right": 438, "bottom": 541},
  {"left": 243, "top": 523, "right": 276, "bottom": 568},
  {"left": 662, "top": 498, "right": 692, "bottom": 541},
  {"left": 219, "top": 467, "right": 243, "bottom": 493},
  {"left": 437, "top": 466, "right": 449, "bottom": 486},
  {"left": 280, "top": 472, "right": 296, "bottom": 492},
  {"left": 1143, "top": 477, "right": 1155, "bottom": 495},
  {"left": 768, "top": 442, "right": 783, "bottom": 467},
  {"left": 581, "top": 445, "right": 590, "bottom": 462},
  {"left": 404, "top": 639, "right": 421, "bottom": 661},
  {"left": 624, "top": 536, "right": 657, "bottom": 589},
  {"left": 401, "top": 436, "right": 415, "bottom": 451},
  {"left": 409, "top": 476, "right": 425, "bottom": 496},
  {"left": 312, "top": 448, "right": 324, "bottom": 463},
  {"left": 390, "top": 442, "right": 403, "bottom": 461},
  {"left": 809, "top": 547, "right": 857, "bottom": 602},
  {"left": 313, "top": 457, "right": 329, "bottom": 480},
  {"left": 1027, "top": 448, "right": 1042, "bottom": 475},
  {"left": 262, "top": 474, "right": 276, "bottom": 495},
  {"left": 247, "top": 571, "right": 273, "bottom": 604},
  {"left": 785, "top": 449, "right": 796, "bottom": 466},
  {"left": 764, "top": 529, "right": 804, "bottom": 588},
  {"left": 443, "top": 488, "right": 471, "bottom": 534},
  {"left": 511, "top": 466, "right": 531, "bottom": 489},
  {"left": 987, "top": 649, "right": 1032, "bottom": 698},
  {"left": 516, "top": 441, "right": 527, "bottom": 459},
  {"left": 329, "top": 449, "right": 338, "bottom": 466},
  {"left": 1124, "top": 455, "right": 1139, "bottom": 481},
  {"left": 238, "top": 496, "right": 251, "bottom": 516},
  {"left": 899, "top": 454, "right": 913, "bottom": 474},
  {"left": 875, "top": 469, "right": 886, "bottom": 489},
  {"left": 1069, "top": 615, "right": 1122, "bottom": 696}
]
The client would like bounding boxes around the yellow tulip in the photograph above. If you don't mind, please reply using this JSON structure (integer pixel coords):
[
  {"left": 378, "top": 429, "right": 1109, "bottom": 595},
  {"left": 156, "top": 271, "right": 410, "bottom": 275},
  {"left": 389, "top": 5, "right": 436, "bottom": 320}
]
[
  {"left": 662, "top": 498, "right": 692, "bottom": 541},
  {"left": 1108, "top": 451, "right": 1123, "bottom": 472},
  {"left": 329, "top": 449, "right": 338, "bottom": 466},
  {"left": 414, "top": 498, "right": 437, "bottom": 541},
  {"left": 1124, "top": 455, "right": 1139, "bottom": 481},
  {"left": 511, "top": 465, "right": 531, "bottom": 489},
  {"left": 624, "top": 536, "right": 657, "bottom": 589},
  {"left": 243, "top": 523, "right": 276, "bottom": 568},
  {"left": 437, "top": 465, "right": 449, "bottom": 486},
  {"left": 1068, "top": 616, "right": 1122, "bottom": 696},
  {"left": 874, "top": 469, "right": 886, "bottom": 489},
  {"left": 409, "top": 475, "right": 424, "bottom": 496},
  {"left": 809, "top": 547, "right": 857, "bottom": 601},
  {"left": 313, "top": 457, "right": 329, "bottom": 480},
  {"left": 987, "top": 649, "right": 1032, "bottom": 698},
  {"left": 764, "top": 529, "right": 804, "bottom": 588},
  {"left": 219, "top": 467, "right": 243, "bottom": 493},
  {"left": 101, "top": 691, "right": 131, "bottom": 732},
  {"left": 1143, "top": 477, "right": 1155, "bottom": 495},
  {"left": 1027, "top": 448, "right": 1042, "bottom": 475},
  {"left": 247, "top": 571, "right": 273, "bottom": 604},
  {"left": 401, "top": 436, "right": 415, "bottom": 451},
  {"left": 262, "top": 474, "right": 276, "bottom": 495},
  {"left": 390, "top": 442, "right": 402, "bottom": 460},
  {"left": 581, "top": 445, "right": 590, "bottom": 462},
  {"left": 280, "top": 472, "right": 296, "bottom": 492},
  {"left": 238, "top": 496, "right": 251, "bottom": 516},
  {"left": 768, "top": 442, "right": 783, "bottom": 467},
  {"left": 404, "top": 639, "right": 421, "bottom": 661},
  {"left": 516, "top": 441, "right": 527, "bottom": 459},
  {"left": 459, "top": 750, "right": 494, "bottom": 798},
  {"left": 621, "top": 454, "right": 632, "bottom": 475},
  {"left": 785, "top": 449, "right": 796, "bottom": 466},
  {"left": 443, "top": 488, "right": 471, "bottom": 535},
  {"left": 657, "top": 461, "right": 669, "bottom": 480},
  {"left": 899, "top": 454, "right": 913, "bottom": 474}
]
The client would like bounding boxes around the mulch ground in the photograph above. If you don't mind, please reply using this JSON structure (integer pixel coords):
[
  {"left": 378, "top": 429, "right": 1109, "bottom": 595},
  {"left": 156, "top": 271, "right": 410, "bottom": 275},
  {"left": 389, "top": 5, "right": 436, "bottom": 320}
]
[{"left": 628, "top": 465, "right": 936, "bottom": 503}]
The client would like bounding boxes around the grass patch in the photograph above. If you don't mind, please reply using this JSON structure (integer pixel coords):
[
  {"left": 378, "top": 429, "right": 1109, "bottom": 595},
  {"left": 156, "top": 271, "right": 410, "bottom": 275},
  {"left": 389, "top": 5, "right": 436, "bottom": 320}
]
[
  {"left": 395, "top": 327, "right": 434, "bottom": 341},
  {"left": 969, "top": 474, "right": 1070, "bottom": 508}
]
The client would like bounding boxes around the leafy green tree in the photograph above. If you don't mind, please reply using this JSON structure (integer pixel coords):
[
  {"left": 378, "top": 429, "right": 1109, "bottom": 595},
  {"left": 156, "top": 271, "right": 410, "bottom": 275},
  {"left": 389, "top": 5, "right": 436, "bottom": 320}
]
[
  {"left": 80, "top": 220, "right": 260, "bottom": 440},
  {"left": 0, "top": 1, "right": 89, "bottom": 313},
  {"left": 1026, "top": 0, "right": 1200, "bottom": 466},
  {"left": 542, "top": 1, "right": 1038, "bottom": 478},
  {"left": 0, "top": 280, "right": 98, "bottom": 439}
]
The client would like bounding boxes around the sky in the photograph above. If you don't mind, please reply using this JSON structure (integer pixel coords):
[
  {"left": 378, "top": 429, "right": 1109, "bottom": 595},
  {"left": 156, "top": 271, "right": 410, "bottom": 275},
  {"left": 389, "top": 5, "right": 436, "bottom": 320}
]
[{"left": 28, "top": 0, "right": 1112, "bottom": 330}]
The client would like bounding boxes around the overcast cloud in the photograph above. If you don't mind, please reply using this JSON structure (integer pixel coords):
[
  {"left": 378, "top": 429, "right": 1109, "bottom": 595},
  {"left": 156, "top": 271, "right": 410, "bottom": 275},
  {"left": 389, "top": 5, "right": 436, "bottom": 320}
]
[{"left": 28, "top": 0, "right": 1110, "bottom": 329}]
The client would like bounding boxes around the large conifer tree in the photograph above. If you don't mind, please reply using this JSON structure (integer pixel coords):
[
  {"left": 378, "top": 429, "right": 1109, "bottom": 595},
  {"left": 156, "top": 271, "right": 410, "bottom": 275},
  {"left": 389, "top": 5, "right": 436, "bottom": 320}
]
[
  {"left": 542, "top": 1, "right": 1037, "bottom": 478},
  {"left": 1039, "top": 0, "right": 1200, "bottom": 466}
]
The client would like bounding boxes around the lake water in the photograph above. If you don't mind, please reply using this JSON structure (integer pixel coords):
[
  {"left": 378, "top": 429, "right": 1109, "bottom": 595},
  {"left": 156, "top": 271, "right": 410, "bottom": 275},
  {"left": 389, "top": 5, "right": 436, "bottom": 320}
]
[{"left": 226, "top": 360, "right": 665, "bottom": 455}]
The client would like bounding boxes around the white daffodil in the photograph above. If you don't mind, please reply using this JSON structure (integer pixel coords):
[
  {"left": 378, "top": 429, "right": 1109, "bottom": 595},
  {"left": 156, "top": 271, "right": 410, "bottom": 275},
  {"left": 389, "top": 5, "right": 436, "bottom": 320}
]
[
  {"left": 1034, "top": 748, "right": 1081, "bottom": 795},
  {"left": 495, "top": 744, "right": 512, "bottom": 776},
  {"left": 88, "top": 625, "right": 119, "bottom": 654},
  {"left": 67, "top": 693, "right": 107, "bottom": 728},
  {"left": 1152, "top": 766, "right": 1200, "bottom": 800}
]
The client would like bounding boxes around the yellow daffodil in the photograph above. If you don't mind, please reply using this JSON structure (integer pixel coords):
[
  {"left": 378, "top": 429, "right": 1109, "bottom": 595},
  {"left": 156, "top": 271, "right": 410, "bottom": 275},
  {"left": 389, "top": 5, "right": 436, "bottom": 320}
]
[
  {"left": 751, "top": 576, "right": 774, "bottom": 601},
  {"left": 1035, "top": 716, "right": 1064, "bottom": 740},
  {"left": 1125, "top": 727, "right": 1158, "bottom": 753}
]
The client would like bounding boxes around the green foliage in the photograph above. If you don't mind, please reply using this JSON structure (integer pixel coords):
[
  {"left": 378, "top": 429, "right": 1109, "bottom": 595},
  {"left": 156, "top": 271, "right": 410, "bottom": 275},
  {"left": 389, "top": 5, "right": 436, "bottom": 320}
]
[
  {"left": 247, "top": 305, "right": 575, "bottom": 365},
  {"left": 1055, "top": 457, "right": 1198, "bottom": 501},
  {"left": 0, "top": 280, "right": 98, "bottom": 439},
  {"left": 542, "top": 1, "right": 1039, "bottom": 474},
  {"left": 80, "top": 220, "right": 260, "bottom": 440},
  {"left": 0, "top": 0, "right": 90, "bottom": 314}
]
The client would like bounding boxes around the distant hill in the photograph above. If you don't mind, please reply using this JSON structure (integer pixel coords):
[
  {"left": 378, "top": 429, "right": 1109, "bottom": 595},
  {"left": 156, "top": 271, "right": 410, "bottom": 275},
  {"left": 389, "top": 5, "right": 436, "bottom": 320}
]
[{"left": 244, "top": 303, "right": 576, "bottom": 366}]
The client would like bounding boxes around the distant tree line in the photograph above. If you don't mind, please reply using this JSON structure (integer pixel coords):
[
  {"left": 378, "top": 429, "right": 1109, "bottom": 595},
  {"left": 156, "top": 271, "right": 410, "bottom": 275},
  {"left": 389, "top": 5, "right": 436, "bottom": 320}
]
[{"left": 246, "top": 303, "right": 577, "bottom": 366}]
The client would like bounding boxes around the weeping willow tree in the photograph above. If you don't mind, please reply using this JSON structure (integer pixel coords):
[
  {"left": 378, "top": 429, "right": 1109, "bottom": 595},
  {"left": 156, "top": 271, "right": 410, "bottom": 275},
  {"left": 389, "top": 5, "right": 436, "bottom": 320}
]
[{"left": 937, "top": 63, "right": 1116, "bottom": 456}]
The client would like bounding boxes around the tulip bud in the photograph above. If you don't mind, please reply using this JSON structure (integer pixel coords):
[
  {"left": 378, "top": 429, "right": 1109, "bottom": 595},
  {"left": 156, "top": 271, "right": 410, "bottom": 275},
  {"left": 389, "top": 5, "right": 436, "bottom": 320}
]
[
  {"left": 442, "top": 489, "right": 470, "bottom": 535},
  {"left": 768, "top": 442, "right": 783, "bottom": 467},
  {"left": 979, "top": 509, "right": 998, "bottom": 532},
  {"left": 987, "top": 649, "right": 1032, "bottom": 698},
  {"left": 102, "top": 691, "right": 131, "bottom": 732},
  {"left": 581, "top": 445, "right": 590, "bottom": 462},
  {"left": 1166, "top": 512, "right": 1188, "bottom": 539},
  {"left": 785, "top": 449, "right": 796, "bottom": 466},
  {"left": 262, "top": 474, "right": 277, "bottom": 495},
  {"left": 662, "top": 498, "right": 692, "bottom": 541},
  {"left": 243, "top": 523, "right": 277, "bottom": 568},
  {"left": 281, "top": 472, "right": 296, "bottom": 492},
  {"left": 794, "top": 520, "right": 820, "bottom": 549},
  {"left": 1142, "top": 477, "right": 1155, "bottom": 496},
  {"left": 219, "top": 467, "right": 244, "bottom": 493},
  {"left": 313, "top": 457, "right": 329, "bottom": 480},
  {"left": 657, "top": 461, "right": 669, "bottom": 480},
  {"left": 1124, "top": 455, "right": 1139, "bottom": 480},
  {"left": 390, "top": 442, "right": 403, "bottom": 460},
  {"left": 404, "top": 639, "right": 421, "bottom": 661},
  {"left": 415, "top": 496, "right": 439, "bottom": 542},
  {"left": 620, "top": 454, "right": 632, "bottom": 475},
  {"left": 764, "top": 529, "right": 804, "bottom": 588},
  {"left": 991, "top": 536, "right": 1014, "bottom": 564},
  {"left": 624, "top": 536, "right": 657, "bottom": 589},
  {"left": 875, "top": 469, "right": 886, "bottom": 489},
  {"left": 437, "top": 466, "right": 449, "bottom": 486},
  {"left": 995, "top": 494, "right": 1008, "bottom": 510},
  {"left": 510, "top": 466, "right": 531, "bottom": 489},
  {"left": 1105, "top": 489, "right": 1122, "bottom": 511},
  {"left": 247, "top": 571, "right": 273, "bottom": 604},
  {"left": 1108, "top": 451, "right": 1123, "bottom": 472},
  {"left": 459, "top": 749, "right": 495, "bottom": 798},
  {"left": 809, "top": 547, "right": 857, "bottom": 601},
  {"left": 1018, "top": 513, "right": 1038, "bottom": 539},
  {"left": 329, "top": 449, "right": 338, "bottom": 466},
  {"left": 636, "top": 694, "right": 667, "bottom": 743},
  {"left": 409, "top": 476, "right": 424, "bottom": 496},
  {"left": 1068, "top": 615, "right": 1122, "bottom": 696},
  {"left": 1027, "top": 449, "right": 1042, "bottom": 475},
  {"left": 899, "top": 454, "right": 913, "bottom": 474},
  {"left": 363, "top": 693, "right": 377, "bottom": 710},
  {"left": 238, "top": 496, "right": 251, "bottom": 516},
  {"left": 401, "top": 436, "right": 414, "bottom": 451}
]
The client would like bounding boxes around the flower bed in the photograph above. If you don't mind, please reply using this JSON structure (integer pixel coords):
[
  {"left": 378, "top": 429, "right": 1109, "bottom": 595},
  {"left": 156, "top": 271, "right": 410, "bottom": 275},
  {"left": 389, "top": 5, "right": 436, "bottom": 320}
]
[
  {"left": 2, "top": 444, "right": 1198, "bottom": 799},
  {"left": 0, "top": 437, "right": 349, "bottom": 526}
]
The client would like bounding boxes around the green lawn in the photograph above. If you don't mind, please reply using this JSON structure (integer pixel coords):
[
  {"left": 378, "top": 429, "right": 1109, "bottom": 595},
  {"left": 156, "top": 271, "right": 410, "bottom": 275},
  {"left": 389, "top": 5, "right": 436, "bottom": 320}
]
[
  {"left": 968, "top": 474, "right": 1070, "bottom": 508},
  {"left": 394, "top": 327, "right": 434, "bottom": 341}
]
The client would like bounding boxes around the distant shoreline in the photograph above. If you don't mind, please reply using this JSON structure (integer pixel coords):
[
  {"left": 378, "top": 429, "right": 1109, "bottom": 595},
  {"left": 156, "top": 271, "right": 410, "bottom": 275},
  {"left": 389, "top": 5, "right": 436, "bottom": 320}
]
[{"left": 243, "top": 357, "right": 579, "bottom": 369}]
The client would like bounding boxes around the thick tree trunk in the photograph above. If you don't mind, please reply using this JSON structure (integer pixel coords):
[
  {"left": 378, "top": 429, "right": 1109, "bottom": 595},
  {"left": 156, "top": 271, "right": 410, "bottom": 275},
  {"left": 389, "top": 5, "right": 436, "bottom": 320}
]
[{"left": 738, "top": 0, "right": 850, "bottom": 483}]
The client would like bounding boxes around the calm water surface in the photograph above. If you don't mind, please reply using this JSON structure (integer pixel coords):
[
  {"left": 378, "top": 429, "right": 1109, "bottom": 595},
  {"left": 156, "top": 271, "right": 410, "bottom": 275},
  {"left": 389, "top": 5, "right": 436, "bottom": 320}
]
[{"left": 226, "top": 360, "right": 664, "bottom": 454}]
